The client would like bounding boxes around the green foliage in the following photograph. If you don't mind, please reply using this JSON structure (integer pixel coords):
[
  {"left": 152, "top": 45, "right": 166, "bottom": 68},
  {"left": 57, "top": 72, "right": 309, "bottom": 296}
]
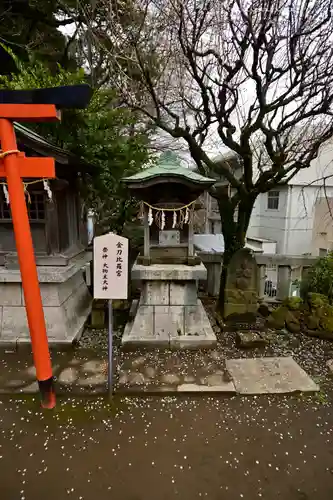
[
  {"left": 282, "top": 296, "right": 303, "bottom": 310},
  {"left": 301, "top": 253, "right": 333, "bottom": 303},
  {"left": 307, "top": 293, "right": 330, "bottom": 308},
  {"left": 266, "top": 306, "right": 288, "bottom": 329},
  {"left": 320, "top": 308, "right": 333, "bottom": 333},
  {"left": 0, "top": 1, "right": 78, "bottom": 74},
  {"left": 0, "top": 53, "right": 152, "bottom": 234}
]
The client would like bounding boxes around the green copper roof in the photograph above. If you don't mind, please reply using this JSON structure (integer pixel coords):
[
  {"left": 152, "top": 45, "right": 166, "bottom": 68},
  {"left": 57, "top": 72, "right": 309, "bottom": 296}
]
[{"left": 123, "top": 152, "right": 215, "bottom": 185}]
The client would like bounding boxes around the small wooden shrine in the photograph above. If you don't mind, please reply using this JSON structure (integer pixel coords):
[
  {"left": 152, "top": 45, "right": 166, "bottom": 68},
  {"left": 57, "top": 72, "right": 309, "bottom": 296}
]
[
  {"left": 123, "top": 153, "right": 215, "bottom": 267},
  {"left": 122, "top": 153, "right": 217, "bottom": 349}
]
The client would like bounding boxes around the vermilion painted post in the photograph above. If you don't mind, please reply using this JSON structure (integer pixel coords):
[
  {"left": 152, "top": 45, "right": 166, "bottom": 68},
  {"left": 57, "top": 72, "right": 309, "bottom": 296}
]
[{"left": 0, "top": 118, "right": 55, "bottom": 409}]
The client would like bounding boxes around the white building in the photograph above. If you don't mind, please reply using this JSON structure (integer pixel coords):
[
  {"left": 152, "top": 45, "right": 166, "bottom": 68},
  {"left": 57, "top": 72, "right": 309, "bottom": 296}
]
[
  {"left": 247, "top": 141, "right": 333, "bottom": 256},
  {"left": 203, "top": 141, "right": 333, "bottom": 257}
]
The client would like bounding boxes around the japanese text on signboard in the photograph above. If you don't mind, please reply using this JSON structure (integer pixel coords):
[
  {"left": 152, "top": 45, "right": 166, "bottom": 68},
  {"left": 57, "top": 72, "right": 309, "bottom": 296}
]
[
  {"left": 93, "top": 232, "right": 128, "bottom": 300},
  {"left": 102, "top": 247, "right": 109, "bottom": 291},
  {"left": 116, "top": 242, "right": 123, "bottom": 277}
]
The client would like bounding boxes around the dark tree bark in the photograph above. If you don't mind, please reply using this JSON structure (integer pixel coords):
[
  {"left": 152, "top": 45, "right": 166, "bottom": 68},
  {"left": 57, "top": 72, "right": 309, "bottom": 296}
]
[{"left": 216, "top": 191, "right": 256, "bottom": 315}]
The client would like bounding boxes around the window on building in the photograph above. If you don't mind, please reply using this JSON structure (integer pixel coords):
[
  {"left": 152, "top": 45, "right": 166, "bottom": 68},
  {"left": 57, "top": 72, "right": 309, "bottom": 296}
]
[
  {"left": 319, "top": 248, "right": 328, "bottom": 257},
  {"left": 267, "top": 190, "right": 280, "bottom": 210},
  {"left": 27, "top": 192, "right": 46, "bottom": 221},
  {"left": 0, "top": 190, "right": 46, "bottom": 221}
]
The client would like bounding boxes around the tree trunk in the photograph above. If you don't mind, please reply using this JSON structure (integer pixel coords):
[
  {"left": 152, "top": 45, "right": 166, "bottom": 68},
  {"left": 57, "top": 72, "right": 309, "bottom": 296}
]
[{"left": 216, "top": 195, "right": 255, "bottom": 317}]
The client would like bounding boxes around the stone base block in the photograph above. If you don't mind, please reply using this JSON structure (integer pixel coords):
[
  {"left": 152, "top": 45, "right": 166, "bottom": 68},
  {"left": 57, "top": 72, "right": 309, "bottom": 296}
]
[
  {"left": 0, "top": 268, "right": 92, "bottom": 346},
  {"left": 122, "top": 299, "right": 216, "bottom": 349},
  {"left": 141, "top": 279, "right": 198, "bottom": 307}
]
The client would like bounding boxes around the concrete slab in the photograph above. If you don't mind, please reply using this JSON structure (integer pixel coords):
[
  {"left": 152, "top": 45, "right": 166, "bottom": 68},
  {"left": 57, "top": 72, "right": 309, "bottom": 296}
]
[{"left": 226, "top": 357, "right": 319, "bottom": 394}]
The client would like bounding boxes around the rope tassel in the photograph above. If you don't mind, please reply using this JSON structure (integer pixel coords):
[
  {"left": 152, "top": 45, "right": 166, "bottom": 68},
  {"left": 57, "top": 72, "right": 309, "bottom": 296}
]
[
  {"left": 161, "top": 210, "right": 165, "bottom": 230},
  {"left": 43, "top": 179, "right": 53, "bottom": 201},
  {"left": 2, "top": 184, "right": 9, "bottom": 205},
  {"left": 23, "top": 183, "right": 31, "bottom": 204},
  {"left": 172, "top": 211, "right": 177, "bottom": 228},
  {"left": 184, "top": 207, "right": 189, "bottom": 224},
  {"left": 148, "top": 207, "right": 153, "bottom": 226},
  {"left": 142, "top": 200, "right": 195, "bottom": 230}
]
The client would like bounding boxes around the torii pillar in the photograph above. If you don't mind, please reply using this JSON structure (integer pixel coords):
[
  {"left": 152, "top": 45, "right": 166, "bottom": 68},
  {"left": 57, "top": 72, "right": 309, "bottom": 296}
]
[
  {"left": 0, "top": 85, "right": 92, "bottom": 408},
  {"left": 0, "top": 105, "right": 59, "bottom": 408}
]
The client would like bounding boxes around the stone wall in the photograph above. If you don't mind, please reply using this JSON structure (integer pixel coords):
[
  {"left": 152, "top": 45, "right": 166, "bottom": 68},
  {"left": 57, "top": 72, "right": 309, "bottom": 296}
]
[{"left": 0, "top": 254, "right": 92, "bottom": 346}]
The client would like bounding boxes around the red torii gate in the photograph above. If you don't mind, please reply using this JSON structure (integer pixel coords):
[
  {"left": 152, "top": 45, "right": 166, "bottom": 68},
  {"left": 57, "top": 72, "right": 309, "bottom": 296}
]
[
  {"left": 0, "top": 86, "right": 92, "bottom": 408},
  {"left": 0, "top": 105, "right": 58, "bottom": 408}
]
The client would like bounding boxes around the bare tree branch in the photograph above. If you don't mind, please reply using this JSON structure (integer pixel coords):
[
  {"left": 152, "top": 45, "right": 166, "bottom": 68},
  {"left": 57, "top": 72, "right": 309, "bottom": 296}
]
[{"left": 80, "top": 0, "right": 333, "bottom": 307}]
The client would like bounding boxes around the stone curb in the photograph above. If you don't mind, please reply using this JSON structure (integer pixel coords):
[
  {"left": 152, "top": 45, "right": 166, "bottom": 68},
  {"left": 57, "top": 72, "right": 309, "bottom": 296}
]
[
  {"left": 115, "top": 382, "right": 236, "bottom": 395},
  {"left": 115, "top": 384, "right": 236, "bottom": 396},
  {"left": 0, "top": 382, "right": 108, "bottom": 396}
]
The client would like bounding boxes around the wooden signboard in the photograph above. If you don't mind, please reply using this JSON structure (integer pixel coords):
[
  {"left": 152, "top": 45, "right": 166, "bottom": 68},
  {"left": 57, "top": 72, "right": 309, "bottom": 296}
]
[{"left": 93, "top": 232, "right": 129, "bottom": 300}]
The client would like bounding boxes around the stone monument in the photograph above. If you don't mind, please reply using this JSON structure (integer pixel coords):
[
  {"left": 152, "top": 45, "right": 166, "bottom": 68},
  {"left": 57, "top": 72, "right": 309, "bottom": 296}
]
[
  {"left": 122, "top": 153, "right": 217, "bottom": 349},
  {"left": 224, "top": 248, "right": 258, "bottom": 318}
]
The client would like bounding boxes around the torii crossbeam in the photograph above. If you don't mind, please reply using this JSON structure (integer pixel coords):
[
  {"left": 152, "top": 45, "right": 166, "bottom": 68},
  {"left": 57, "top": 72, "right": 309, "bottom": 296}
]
[{"left": 0, "top": 85, "right": 92, "bottom": 409}]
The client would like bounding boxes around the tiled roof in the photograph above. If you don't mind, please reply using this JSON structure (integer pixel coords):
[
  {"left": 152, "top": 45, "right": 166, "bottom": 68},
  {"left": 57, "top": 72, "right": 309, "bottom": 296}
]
[{"left": 123, "top": 153, "right": 215, "bottom": 185}]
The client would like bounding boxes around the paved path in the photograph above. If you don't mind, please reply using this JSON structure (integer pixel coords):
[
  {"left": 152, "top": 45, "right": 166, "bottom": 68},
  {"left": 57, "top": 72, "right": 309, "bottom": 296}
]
[
  {"left": 0, "top": 348, "right": 108, "bottom": 395},
  {"left": 0, "top": 394, "right": 333, "bottom": 499},
  {"left": 0, "top": 348, "right": 319, "bottom": 395}
]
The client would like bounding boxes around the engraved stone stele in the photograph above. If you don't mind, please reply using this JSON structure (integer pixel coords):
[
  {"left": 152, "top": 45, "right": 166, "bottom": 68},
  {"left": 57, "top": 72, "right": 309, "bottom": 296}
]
[
  {"left": 122, "top": 152, "right": 217, "bottom": 349},
  {"left": 224, "top": 248, "right": 258, "bottom": 318}
]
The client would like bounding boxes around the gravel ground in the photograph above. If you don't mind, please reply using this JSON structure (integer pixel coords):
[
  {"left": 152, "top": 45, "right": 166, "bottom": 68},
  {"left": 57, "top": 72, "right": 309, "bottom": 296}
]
[{"left": 78, "top": 301, "right": 333, "bottom": 393}]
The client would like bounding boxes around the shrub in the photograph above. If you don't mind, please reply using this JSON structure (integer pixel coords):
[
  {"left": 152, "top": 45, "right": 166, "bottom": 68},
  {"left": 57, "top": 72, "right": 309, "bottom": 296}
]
[
  {"left": 282, "top": 296, "right": 303, "bottom": 310},
  {"left": 301, "top": 252, "right": 333, "bottom": 303}
]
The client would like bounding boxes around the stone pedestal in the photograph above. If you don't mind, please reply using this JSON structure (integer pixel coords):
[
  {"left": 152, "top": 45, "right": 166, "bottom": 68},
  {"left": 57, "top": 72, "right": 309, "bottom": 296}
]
[
  {"left": 0, "top": 254, "right": 92, "bottom": 347},
  {"left": 122, "top": 261, "right": 217, "bottom": 349}
]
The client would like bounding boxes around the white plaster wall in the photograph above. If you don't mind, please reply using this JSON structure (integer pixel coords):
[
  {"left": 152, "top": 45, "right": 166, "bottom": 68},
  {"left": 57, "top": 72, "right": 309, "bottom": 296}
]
[
  {"left": 246, "top": 136, "right": 333, "bottom": 255},
  {"left": 291, "top": 139, "right": 333, "bottom": 186},
  {"left": 284, "top": 186, "right": 313, "bottom": 255},
  {"left": 248, "top": 185, "right": 333, "bottom": 256},
  {"left": 202, "top": 137, "right": 333, "bottom": 255},
  {"left": 262, "top": 241, "right": 277, "bottom": 254},
  {"left": 247, "top": 186, "right": 289, "bottom": 253},
  {"left": 311, "top": 197, "right": 333, "bottom": 256},
  {"left": 247, "top": 197, "right": 261, "bottom": 239},
  {"left": 285, "top": 185, "right": 333, "bottom": 255}
]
